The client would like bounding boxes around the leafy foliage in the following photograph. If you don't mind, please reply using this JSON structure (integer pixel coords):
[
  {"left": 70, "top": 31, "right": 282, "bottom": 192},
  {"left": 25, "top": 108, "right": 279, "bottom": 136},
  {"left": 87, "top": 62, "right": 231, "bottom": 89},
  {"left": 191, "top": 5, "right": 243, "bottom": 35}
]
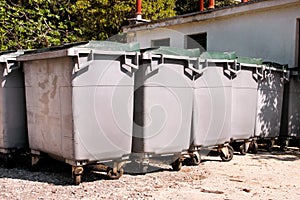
[
  {"left": 0, "top": 0, "right": 237, "bottom": 50},
  {"left": 0, "top": 0, "right": 79, "bottom": 50},
  {"left": 175, "top": 0, "right": 239, "bottom": 15}
]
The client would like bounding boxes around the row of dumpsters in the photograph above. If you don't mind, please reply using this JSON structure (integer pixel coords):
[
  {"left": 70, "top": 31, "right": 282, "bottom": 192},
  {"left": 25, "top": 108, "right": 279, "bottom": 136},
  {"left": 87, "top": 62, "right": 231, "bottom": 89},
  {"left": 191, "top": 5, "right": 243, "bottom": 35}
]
[{"left": 0, "top": 41, "right": 299, "bottom": 184}]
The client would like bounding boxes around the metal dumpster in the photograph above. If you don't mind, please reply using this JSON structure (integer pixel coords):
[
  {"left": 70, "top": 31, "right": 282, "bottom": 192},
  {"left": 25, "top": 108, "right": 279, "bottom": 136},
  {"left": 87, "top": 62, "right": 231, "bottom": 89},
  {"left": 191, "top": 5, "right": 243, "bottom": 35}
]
[
  {"left": 17, "top": 41, "right": 139, "bottom": 184},
  {"left": 0, "top": 51, "right": 28, "bottom": 166},
  {"left": 132, "top": 46, "right": 199, "bottom": 172},
  {"left": 254, "top": 62, "right": 287, "bottom": 151},
  {"left": 279, "top": 69, "right": 300, "bottom": 149},
  {"left": 230, "top": 57, "right": 263, "bottom": 154},
  {"left": 190, "top": 52, "right": 237, "bottom": 162}
]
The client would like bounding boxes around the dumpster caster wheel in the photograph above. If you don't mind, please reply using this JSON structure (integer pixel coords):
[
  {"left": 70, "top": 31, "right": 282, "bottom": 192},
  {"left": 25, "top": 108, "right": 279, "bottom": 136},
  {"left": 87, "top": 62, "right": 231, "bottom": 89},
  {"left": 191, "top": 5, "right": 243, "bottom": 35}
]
[
  {"left": 266, "top": 142, "right": 273, "bottom": 152},
  {"left": 107, "top": 168, "right": 124, "bottom": 180},
  {"left": 249, "top": 141, "right": 258, "bottom": 154},
  {"left": 220, "top": 145, "right": 234, "bottom": 162},
  {"left": 73, "top": 166, "right": 84, "bottom": 185},
  {"left": 171, "top": 159, "right": 182, "bottom": 171},
  {"left": 74, "top": 174, "right": 82, "bottom": 185},
  {"left": 280, "top": 139, "right": 289, "bottom": 151},
  {"left": 239, "top": 144, "right": 246, "bottom": 155},
  {"left": 191, "top": 151, "right": 201, "bottom": 165},
  {"left": 4, "top": 156, "right": 15, "bottom": 169}
]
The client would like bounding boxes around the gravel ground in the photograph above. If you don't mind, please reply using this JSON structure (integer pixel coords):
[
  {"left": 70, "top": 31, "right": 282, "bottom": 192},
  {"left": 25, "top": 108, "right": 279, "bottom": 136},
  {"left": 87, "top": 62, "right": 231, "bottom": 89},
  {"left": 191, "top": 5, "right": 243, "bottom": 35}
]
[{"left": 0, "top": 147, "right": 300, "bottom": 200}]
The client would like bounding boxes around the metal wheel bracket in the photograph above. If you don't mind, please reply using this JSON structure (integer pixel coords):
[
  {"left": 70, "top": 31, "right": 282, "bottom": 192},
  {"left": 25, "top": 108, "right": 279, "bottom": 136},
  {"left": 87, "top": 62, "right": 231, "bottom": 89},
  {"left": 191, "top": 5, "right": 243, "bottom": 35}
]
[
  {"left": 244, "top": 141, "right": 251, "bottom": 152},
  {"left": 72, "top": 166, "right": 84, "bottom": 176},
  {"left": 220, "top": 146, "right": 229, "bottom": 157},
  {"left": 31, "top": 155, "right": 40, "bottom": 166}
]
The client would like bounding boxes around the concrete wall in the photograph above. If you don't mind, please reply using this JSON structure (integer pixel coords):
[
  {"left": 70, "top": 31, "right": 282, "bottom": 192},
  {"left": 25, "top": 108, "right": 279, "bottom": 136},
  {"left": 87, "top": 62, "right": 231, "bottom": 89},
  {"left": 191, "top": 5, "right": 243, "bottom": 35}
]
[{"left": 131, "top": 4, "right": 300, "bottom": 68}]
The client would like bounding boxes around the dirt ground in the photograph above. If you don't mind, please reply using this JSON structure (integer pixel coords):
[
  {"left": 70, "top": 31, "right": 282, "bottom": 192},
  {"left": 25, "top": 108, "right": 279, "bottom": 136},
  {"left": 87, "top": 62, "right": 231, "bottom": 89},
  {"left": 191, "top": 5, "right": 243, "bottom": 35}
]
[{"left": 0, "top": 147, "right": 300, "bottom": 200}]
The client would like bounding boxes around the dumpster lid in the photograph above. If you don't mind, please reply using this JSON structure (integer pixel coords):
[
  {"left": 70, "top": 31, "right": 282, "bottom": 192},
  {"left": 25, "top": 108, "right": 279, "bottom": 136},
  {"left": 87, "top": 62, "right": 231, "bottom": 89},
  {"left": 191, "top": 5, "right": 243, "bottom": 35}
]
[
  {"left": 237, "top": 57, "right": 263, "bottom": 65},
  {"left": 200, "top": 51, "right": 236, "bottom": 60},
  {"left": 0, "top": 50, "right": 25, "bottom": 62},
  {"left": 22, "top": 41, "right": 89, "bottom": 55},
  {"left": 17, "top": 41, "right": 140, "bottom": 61},
  {"left": 0, "top": 50, "right": 16, "bottom": 56},
  {"left": 263, "top": 61, "right": 288, "bottom": 71},
  {"left": 76, "top": 41, "right": 140, "bottom": 52},
  {"left": 142, "top": 46, "right": 201, "bottom": 58}
]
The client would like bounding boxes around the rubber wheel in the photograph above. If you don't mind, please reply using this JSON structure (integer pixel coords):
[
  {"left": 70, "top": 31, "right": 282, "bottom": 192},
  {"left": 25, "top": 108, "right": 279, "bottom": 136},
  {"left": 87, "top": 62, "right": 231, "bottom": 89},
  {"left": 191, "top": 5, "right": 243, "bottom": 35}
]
[
  {"left": 4, "top": 157, "right": 15, "bottom": 169},
  {"left": 107, "top": 168, "right": 124, "bottom": 180},
  {"left": 74, "top": 175, "right": 82, "bottom": 185},
  {"left": 266, "top": 142, "right": 273, "bottom": 152},
  {"left": 171, "top": 159, "right": 182, "bottom": 171},
  {"left": 249, "top": 142, "right": 258, "bottom": 154},
  {"left": 191, "top": 151, "right": 201, "bottom": 165},
  {"left": 220, "top": 145, "right": 234, "bottom": 162},
  {"left": 239, "top": 144, "right": 246, "bottom": 155},
  {"left": 280, "top": 139, "right": 289, "bottom": 151}
]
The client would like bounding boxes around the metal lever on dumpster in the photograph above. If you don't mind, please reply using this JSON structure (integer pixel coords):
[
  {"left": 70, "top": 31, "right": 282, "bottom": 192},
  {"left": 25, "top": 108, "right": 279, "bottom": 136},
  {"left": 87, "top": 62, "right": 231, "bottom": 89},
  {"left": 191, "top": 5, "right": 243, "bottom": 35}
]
[
  {"left": 122, "top": 52, "right": 139, "bottom": 69},
  {"left": 149, "top": 54, "right": 164, "bottom": 71},
  {"left": 282, "top": 65, "right": 290, "bottom": 81},
  {"left": 227, "top": 60, "right": 241, "bottom": 74},
  {"left": 264, "top": 65, "right": 272, "bottom": 78},
  {"left": 4, "top": 58, "right": 19, "bottom": 74},
  {"left": 255, "top": 65, "right": 265, "bottom": 80},
  {"left": 187, "top": 58, "right": 207, "bottom": 74},
  {"left": 74, "top": 50, "right": 94, "bottom": 73}
]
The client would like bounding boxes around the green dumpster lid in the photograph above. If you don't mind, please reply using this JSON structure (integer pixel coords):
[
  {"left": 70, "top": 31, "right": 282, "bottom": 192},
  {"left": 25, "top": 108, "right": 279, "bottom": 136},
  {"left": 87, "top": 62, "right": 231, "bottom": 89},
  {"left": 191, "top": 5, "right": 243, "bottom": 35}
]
[
  {"left": 78, "top": 41, "right": 140, "bottom": 52},
  {"left": 23, "top": 41, "right": 88, "bottom": 55},
  {"left": 22, "top": 41, "right": 139, "bottom": 55},
  {"left": 200, "top": 51, "right": 237, "bottom": 60},
  {"left": 0, "top": 50, "right": 16, "bottom": 56},
  {"left": 237, "top": 57, "right": 263, "bottom": 65},
  {"left": 0, "top": 50, "right": 25, "bottom": 62},
  {"left": 263, "top": 61, "right": 288, "bottom": 70},
  {"left": 142, "top": 46, "right": 201, "bottom": 57}
]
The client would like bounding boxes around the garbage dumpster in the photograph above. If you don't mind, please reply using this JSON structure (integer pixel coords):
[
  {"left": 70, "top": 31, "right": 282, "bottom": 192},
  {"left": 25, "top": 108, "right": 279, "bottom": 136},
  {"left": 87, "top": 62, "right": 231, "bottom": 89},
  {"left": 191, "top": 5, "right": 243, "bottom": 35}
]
[
  {"left": 132, "top": 46, "right": 199, "bottom": 172},
  {"left": 190, "top": 52, "right": 237, "bottom": 163},
  {"left": 230, "top": 57, "right": 263, "bottom": 154},
  {"left": 0, "top": 50, "right": 28, "bottom": 166},
  {"left": 17, "top": 41, "right": 139, "bottom": 184},
  {"left": 254, "top": 62, "right": 287, "bottom": 151},
  {"left": 279, "top": 69, "right": 300, "bottom": 149}
]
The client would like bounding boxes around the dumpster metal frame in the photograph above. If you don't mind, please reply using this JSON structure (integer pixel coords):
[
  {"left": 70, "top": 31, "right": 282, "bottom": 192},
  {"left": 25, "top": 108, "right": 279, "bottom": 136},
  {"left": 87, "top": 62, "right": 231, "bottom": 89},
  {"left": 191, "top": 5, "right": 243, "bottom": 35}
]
[
  {"left": 17, "top": 42, "right": 139, "bottom": 184},
  {"left": 254, "top": 63, "right": 289, "bottom": 152},
  {"left": 189, "top": 57, "right": 237, "bottom": 163},
  {"left": 0, "top": 51, "right": 28, "bottom": 167},
  {"left": 279, "top": 69, "right": 300, "bottom": 150},
  {"left": 131, "top": 48, "right": 198, "bottom": 172},
  {"left": 229, "top": 60, "right": 265, "bottom": 155}
]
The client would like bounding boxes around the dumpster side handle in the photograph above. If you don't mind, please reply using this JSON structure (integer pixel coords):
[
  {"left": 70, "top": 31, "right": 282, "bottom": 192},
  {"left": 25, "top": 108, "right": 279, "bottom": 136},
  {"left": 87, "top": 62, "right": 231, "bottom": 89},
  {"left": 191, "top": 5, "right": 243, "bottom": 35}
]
[
  {"left": 227, "top": 60, "right": 241, "bottom": 74},
  {"left": 148, "top": 53, "right": 164, "bottom": 71},
  {"left": 255, "top": 65, "right": 265, "bottom": 80},
  {"left": 187, "top": 58, "right": 207, "bottom": 75},
  {"left": 122, "top": 52, "right": 139, "bottom": 70},
  {"left": 74, "top": 50, "right": 94, "bottom": 72}
]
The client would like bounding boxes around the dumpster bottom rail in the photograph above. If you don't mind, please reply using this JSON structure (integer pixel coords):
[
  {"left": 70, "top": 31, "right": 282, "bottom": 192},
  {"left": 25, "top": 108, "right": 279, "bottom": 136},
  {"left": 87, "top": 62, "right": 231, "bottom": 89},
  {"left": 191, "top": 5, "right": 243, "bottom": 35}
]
[
  {"left": 126, "top": 152, "right": 183, "bottom": 174},
  {"left": 229, "top": 138, "right": 258, "bottom": 155},
  {"left": 29, "top": 149, "right": 130, "bottom": 185},
  {"left": 186, "top": 143, "right": 234, "bottom": 163}
]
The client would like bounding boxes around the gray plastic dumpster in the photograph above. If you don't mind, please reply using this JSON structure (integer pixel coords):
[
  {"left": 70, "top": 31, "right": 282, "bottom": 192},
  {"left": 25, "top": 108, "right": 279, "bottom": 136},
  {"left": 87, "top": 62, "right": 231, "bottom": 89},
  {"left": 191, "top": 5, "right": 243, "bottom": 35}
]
[
  {"left": 17, "top": 41, "right": 139, "bottom": 184},
  {"left": 254, "top": 62, "right": 287, "bottom": 151},
  {"left": 0, "top": 51, "right": 28, "bottom": 166},
  {"left": 230, "top": 57, "right": 263, "bottom": 154},
  {"left": 132, "top": 46, "right": 199, "bottom": 172},
  {"left": 279, "top": 69, "right": 300, "bottom": 148},
  {"left": 191, "top": 52, "right": 236, "bottom": 162}
]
